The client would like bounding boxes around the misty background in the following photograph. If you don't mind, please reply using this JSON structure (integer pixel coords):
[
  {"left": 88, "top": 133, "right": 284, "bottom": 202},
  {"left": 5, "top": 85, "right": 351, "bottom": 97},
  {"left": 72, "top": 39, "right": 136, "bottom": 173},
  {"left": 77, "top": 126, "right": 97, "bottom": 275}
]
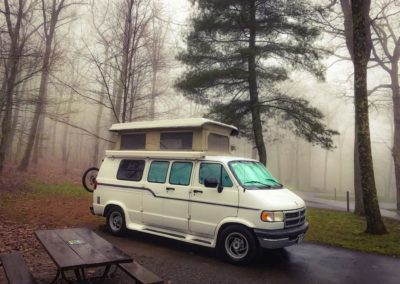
[{"left": 0, "top": 0, "right": 397, "bottom": 202}]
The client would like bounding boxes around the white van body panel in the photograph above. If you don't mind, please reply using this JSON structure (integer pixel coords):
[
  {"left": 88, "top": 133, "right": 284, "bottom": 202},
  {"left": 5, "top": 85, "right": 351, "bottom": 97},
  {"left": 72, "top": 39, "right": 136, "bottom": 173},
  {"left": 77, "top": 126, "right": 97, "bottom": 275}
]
[
  {"left": 238, "top": 188, "right": 305, "bottom": 212},
  {"left": 93, "top": 154, "right": 308, "bottom": 250}
]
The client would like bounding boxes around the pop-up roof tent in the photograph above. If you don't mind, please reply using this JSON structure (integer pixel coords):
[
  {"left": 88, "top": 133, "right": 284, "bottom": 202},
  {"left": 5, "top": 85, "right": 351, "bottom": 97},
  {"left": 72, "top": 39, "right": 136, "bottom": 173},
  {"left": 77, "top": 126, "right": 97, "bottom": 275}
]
[{"left": 109, "top": 118, "right": 238, "bottom": 155}]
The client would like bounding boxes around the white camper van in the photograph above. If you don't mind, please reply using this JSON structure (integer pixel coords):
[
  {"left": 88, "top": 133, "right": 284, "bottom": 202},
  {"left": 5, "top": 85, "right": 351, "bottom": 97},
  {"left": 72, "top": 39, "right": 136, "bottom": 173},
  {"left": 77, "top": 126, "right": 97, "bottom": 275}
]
[{"left": 90, "top": 118, "right": 308, "bottom": 264}]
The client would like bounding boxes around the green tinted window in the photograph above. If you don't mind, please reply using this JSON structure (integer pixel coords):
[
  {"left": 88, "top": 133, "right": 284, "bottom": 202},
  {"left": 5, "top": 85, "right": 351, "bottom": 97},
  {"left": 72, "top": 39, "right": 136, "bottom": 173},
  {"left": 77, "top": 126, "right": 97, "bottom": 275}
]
[
  {"left": 230, "top": 161, "right": 281, "bottom": 189},
  {"left": 148, "top": 161, "right": 169, "bottom": 183},
  {"left": 199, "top": 163, "right": 233, "bottom": 187},
  {"left": 169, "top": 162, "right": 193, "bottom": 185}
]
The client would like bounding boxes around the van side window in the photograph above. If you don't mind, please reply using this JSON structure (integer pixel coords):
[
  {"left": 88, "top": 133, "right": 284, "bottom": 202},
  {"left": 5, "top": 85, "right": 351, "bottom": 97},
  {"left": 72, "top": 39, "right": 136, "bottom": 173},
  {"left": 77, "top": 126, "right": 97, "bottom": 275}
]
[
  {"left": 117, "top": 160, "right": 145, "bottom": 181},
  {"left": 199, "top": 163, "right": 233, "bottom": 187},
  {"left": 169, "top": 162, "right": 193, "bottom": 186},
  {"left": 148, "top": 161, "right": 169, "bottom": 183}
]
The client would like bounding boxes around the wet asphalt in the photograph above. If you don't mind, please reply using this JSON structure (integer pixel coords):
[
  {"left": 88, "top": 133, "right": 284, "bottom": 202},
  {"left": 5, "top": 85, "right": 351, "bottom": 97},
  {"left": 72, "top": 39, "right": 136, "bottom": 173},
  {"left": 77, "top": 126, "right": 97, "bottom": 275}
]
[{"left": 94, "top": 226, "right": 400, "bottom": 284}]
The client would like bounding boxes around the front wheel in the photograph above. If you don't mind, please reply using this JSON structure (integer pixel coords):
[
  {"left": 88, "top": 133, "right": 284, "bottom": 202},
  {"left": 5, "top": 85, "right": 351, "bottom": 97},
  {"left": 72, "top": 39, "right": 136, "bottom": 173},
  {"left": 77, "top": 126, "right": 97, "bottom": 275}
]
[
  {"left": 106, "top": 207, "right": 126, "bottom": 236},
  {"left": 218, "top": 225, "right": 257, "bottom": 265}
]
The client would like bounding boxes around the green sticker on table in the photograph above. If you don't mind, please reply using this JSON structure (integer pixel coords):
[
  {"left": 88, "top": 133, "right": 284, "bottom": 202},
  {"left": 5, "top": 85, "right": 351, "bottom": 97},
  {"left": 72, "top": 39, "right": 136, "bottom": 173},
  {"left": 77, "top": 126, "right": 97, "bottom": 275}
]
[{"left": 68, "top": 239, "right": 84, "bottom": 245}]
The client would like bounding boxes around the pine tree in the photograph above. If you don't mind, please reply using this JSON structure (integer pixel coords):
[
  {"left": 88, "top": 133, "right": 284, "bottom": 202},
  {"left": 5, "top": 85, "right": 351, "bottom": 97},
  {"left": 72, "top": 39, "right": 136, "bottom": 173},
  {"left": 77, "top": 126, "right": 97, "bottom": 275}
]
[{"left": 176, "top": 0, "right": 338, "bottom": 164}]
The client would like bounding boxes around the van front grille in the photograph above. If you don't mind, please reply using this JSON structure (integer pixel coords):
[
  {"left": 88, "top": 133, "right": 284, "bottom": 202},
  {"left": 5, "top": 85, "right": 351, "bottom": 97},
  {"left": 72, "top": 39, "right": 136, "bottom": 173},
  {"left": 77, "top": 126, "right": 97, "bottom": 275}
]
[{"left": 284, "top": 208, "right": 306, "bottom": 228}]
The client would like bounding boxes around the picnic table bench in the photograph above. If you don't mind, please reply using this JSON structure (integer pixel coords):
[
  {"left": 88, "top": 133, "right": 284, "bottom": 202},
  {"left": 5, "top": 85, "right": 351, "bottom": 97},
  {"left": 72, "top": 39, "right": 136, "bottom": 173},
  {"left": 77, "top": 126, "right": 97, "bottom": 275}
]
[
  {"left": 0, "top": 252, "right": 36, "bottom": 284},
  {"left": 118, "top": 261, "right": 164, "bottom": 284}
]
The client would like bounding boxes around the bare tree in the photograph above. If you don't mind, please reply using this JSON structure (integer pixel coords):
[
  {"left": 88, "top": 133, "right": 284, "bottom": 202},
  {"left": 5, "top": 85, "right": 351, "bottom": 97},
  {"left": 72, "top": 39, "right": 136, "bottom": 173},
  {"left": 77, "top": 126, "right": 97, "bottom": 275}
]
[
  {"left": 369, "top": 1, "right": 400, "bottom": 210},
  {"left": 0, "top": 0, "right": 39, "bottom": 173},
  {"left": 19, "top": 0, "right": 75, "bottom": 171},
  {"left": 146, "top": 1, "right": 169, "bottom": 119}
]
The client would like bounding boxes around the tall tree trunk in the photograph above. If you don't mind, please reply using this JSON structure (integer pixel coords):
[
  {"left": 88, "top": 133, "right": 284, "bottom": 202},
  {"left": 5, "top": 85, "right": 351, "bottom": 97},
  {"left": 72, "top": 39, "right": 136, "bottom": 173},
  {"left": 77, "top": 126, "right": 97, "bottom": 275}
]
[
  {"left": 248, "top": 0, "right": 267, "bottom": 165},
  {"left": 32, "top": 115, "right": 45, "bottom": 164},
  {"left": 351, "top": 0, "right": 387, "bottom": 234},
  {"left": 354, "top": 125, "right": 365, "bottom": 215},
  {"left": 62, "top": 93, "right": 73, "bottom": 163},
  {"left": 276, "top": 143, "right": 282, "bottom": 180},
  {"left": 7, "top": 81, "right": 22, "bottom": 160},
  {"left": 323, "top": 150, "right": 329, "bottom": 191},
  {"left": 120, "top": 0, "right": 134, "bottom": 123},
  {"left": 340, "top": 0, "right": 365, "bottom": 215},
  {"left": 391, "top": 66, "right": 400, "bottom": 210},
  {"left": 93, "top": 94, "right": 104, "bottom": 165},
  {"left": 149, "top": 69, "right": 157, "bottom": 120},
  {"left": 295, "top": 138, "right": 300, "bottom": 189},
  {"left": 15, "top": 107, "right": 27, "bottom": 162}
]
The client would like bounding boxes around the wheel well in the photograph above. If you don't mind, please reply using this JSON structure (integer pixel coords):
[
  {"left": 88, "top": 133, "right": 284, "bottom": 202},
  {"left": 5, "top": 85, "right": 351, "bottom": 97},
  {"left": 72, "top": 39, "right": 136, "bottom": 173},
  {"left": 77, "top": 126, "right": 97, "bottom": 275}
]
[
  {"left": 103, "top": 204, "right": 121, "bottom": 217},
  {"left": 216, "top": 223, "right": 256, "bottom": 246}
]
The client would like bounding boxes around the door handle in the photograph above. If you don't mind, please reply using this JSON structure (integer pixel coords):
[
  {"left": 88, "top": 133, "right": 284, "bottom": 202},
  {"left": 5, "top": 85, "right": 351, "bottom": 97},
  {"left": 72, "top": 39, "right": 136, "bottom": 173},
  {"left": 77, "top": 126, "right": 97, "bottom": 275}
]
[
  {"left": 193, "top": 189, "right": 203, "bottom": 194},
  {"left": 166, "top": 187, "right": 175, "bottom": 191}
]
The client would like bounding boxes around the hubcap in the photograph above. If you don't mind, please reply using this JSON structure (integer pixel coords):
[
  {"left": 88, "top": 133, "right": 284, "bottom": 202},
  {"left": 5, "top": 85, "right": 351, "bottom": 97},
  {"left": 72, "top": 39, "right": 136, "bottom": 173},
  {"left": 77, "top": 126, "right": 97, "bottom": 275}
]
[
  {"left": 225, "top": 232, "right": 249, "bottom": 260},
  {"left": 110, "top": 212, "right": 122, "bottom": 231}
]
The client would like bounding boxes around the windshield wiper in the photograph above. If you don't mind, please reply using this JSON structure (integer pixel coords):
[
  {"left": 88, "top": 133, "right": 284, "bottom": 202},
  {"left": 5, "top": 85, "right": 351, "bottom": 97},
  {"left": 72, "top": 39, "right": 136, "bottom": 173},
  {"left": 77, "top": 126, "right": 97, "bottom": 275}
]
[{"left": 244, "top": 181, "right": 272, "bottom": 188}]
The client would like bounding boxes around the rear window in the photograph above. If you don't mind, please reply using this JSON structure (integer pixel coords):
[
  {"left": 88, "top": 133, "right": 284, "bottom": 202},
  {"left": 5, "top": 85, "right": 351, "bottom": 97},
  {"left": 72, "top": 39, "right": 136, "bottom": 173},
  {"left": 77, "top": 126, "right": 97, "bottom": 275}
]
[
  {"left": 117, "top": 160, "right": 145, "bottom": 181},
  {"left": 148, "top": 161, "right": 169, "bottom": 183}
]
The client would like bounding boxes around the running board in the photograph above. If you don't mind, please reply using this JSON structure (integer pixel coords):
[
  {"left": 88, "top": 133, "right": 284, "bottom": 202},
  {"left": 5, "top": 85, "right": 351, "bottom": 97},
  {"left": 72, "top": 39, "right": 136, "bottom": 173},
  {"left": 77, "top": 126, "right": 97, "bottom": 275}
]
[{"left": 140, "top": 227, "right": 214, "bottom": 246}]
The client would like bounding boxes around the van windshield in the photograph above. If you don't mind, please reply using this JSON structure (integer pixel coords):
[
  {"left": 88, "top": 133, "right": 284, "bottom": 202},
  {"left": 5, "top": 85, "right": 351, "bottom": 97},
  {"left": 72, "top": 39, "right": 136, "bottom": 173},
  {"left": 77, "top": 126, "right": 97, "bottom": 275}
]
[{"left": 229, "top": 161, "right": 282, "bottom": 189}]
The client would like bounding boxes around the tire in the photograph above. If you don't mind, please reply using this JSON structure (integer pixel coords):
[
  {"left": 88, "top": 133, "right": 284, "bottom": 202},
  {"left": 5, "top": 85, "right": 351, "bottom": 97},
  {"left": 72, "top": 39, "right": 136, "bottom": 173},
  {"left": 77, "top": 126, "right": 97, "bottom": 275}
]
[
  {"left": 106, "top": 207, "right": 127, "bottom": 236},
  {"left": 82, "top": 167, "right": 99, "bottom": 193},
  {"left": 218, "top": 225, "right": 257, "bottom": 265}
]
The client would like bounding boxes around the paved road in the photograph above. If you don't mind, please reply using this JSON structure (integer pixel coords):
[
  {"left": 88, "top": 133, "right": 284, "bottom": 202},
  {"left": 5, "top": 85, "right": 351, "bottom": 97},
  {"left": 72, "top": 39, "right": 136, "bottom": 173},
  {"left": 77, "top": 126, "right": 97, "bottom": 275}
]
[
  {"left": 293, "top": 191, "right": 400, "bottom": 221},
  {"left": 94, "top": 226, "right": 400, "bottom": 284}
]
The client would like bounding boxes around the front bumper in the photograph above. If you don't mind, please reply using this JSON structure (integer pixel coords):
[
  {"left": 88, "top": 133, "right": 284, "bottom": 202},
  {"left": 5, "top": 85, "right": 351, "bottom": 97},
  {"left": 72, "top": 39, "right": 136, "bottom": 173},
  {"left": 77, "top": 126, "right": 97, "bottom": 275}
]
[{"left": 254, "top": 222, "right": 309, "bottom": 249}]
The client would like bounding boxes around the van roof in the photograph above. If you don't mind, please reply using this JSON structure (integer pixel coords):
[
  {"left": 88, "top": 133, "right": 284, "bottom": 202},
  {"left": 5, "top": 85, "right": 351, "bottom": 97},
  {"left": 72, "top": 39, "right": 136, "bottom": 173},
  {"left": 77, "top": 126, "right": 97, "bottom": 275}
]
[
  {"left": 109, "top": 118, "right": 239, "bottom": 136},
  {"left": 104, "top": 150, "right": 257, "bottom": 163}
]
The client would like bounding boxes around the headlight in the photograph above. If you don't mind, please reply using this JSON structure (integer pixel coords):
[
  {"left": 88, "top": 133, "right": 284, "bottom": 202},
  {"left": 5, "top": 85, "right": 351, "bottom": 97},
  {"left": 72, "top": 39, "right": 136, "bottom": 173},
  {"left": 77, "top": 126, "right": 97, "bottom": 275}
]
[{"left": 260, "top": 211, "right": 284, "bottom": 222}]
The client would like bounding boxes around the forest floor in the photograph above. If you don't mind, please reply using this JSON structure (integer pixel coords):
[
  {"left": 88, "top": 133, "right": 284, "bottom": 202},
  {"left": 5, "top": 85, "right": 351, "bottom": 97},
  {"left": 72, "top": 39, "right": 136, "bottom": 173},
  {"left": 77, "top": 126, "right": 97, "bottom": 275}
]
[
  {"left": 0, "top": 166, "right": 399, "bottom": 283},
  {"left": 0, "top": 166, "right": 108, "bottom": 283}
]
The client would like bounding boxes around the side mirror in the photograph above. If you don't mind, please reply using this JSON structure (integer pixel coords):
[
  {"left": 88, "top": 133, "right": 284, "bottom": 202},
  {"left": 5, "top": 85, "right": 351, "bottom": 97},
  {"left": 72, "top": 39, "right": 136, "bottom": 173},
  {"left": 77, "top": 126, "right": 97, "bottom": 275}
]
[{"left": 204, "top": 178, "right": 223, "bottom": 193}]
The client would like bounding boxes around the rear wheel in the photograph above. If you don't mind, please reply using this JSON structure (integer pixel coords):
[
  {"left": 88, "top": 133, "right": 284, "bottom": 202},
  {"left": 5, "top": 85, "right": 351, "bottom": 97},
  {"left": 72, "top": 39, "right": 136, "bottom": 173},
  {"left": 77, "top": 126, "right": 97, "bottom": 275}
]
[
  {"left": 106, "top": 207, "right": 126, "bottom": 236},
  {"left": 218, "top": 225, "right": 257, "bottom": 265}
]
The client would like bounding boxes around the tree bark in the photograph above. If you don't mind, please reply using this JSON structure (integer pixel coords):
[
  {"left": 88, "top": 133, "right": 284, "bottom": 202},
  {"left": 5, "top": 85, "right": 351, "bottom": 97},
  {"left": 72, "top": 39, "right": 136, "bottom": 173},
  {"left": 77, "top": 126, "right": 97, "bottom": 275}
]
[
  {"left": 354, "top": 125, "right": 365, "bottom": 215},
  {"left": 340, "top": 0, "right": 364, "bottom": 214},
  {"left": 351, "top": 0, "right": 387, "bottom": 234},
  {"left": 391, "top": 68, "right": 400, "bottom": 210},
  {"left": 248, "top": 0, "right": 267, "bottom": 165}
]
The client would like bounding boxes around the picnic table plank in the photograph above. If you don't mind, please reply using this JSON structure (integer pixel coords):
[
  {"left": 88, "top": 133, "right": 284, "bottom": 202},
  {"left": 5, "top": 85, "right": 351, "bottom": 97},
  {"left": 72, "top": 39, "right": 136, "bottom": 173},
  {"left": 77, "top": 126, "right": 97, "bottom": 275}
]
[
  {"left": 54, "top": 229, "right": 111, "bottom": 266},
  {"left": 74, "top": 228, "right": 132, "bottom": 263},
  {"left": 35, "top": 230, "right": 85, "bottom": 269}
]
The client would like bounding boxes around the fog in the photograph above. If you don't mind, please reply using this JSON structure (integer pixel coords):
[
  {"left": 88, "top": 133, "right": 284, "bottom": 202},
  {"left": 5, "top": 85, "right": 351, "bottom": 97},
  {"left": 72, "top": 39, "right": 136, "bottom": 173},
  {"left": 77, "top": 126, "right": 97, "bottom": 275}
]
[{"left": 0, "top": 0, "right": 397, "bottom": 204}]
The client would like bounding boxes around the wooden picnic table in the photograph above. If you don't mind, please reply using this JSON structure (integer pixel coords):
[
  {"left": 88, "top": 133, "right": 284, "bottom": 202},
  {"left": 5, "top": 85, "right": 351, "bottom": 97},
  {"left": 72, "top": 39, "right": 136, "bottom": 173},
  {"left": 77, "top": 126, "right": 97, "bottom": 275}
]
[{"left": 35, "top": 227, "right": 133, "bottom": 283}]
